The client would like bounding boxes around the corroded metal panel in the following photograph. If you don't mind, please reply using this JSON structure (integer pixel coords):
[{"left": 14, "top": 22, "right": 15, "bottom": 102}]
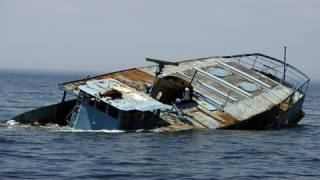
[
  {"left": 79, "top": 78, "right": 170, "bottom": 111},
  {"left": 61, "top": 68, "right": 155, "bottom": 95}
]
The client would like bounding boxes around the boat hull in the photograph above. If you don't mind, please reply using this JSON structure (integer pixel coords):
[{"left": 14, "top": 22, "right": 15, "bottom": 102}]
[
  {"left": 221, "top": 96, "right": 306, "bottom": 130},
  {"left": 12, "top": 100, "right": 76, "bottom": 126}
]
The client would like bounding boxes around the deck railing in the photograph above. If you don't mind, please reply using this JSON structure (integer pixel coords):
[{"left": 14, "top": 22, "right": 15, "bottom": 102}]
[{"left": 217, "top": 53, "right": 310, "bottom": 100}]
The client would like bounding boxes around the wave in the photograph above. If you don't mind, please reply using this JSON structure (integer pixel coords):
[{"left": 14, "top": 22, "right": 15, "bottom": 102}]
[
  {"left": 5, "top": 119, "right": 20, "bottom": 126},
  {"left": 55, "top": 128, "right": 125, "bottom": 133},
  {"left": 0, "top": 105, "right": 41, "bottom": 109},
  {"left": 1, "top": 120, "right": 126, "bottom": 133}
]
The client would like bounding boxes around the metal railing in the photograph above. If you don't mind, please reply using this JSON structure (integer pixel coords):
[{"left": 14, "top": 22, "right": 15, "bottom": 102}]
[
  {"left": 176, "top": 53, "right": 311, "bottom": 117},
  {"left": 216, "top": 53, "right": 310, "bottom": 101},
  {"left": 191, "top": 53, "right": 312, "bottom": 121}
]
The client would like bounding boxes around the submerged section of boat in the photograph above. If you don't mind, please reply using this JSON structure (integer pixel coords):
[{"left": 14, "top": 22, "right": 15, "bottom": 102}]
[{"left": 12, "top": 53, "right": 310, "bottom": 131}]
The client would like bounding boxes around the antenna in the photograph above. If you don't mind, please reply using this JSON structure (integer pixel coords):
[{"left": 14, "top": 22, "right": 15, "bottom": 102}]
[
  {"left": 146, "top": 58, "right": 179, "bottom": 78},
  {"left": 146, "top": 58, "right": 180, "bottom": 66},
  {"left": 283, "top": 46, "right": 287, "bottom": 82}
]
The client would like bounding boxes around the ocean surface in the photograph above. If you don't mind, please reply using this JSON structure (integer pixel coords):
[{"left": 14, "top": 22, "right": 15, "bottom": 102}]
[{"left": 0, "top": 70, "right": 319, "bottom": 180}]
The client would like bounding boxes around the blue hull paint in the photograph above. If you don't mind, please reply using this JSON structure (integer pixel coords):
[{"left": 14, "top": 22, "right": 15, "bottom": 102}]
[{"left": 69, "top": 99, "right": 121, "bottom": 130}]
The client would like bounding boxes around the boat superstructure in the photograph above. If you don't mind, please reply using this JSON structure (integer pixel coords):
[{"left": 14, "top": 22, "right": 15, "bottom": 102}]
[{"left": 12, "top": 53, "right": 310, "bottom": 131}]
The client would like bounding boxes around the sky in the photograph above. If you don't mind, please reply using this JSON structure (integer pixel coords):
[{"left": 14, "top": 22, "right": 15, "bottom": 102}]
[{"left": 0, "top": 0, "right": 319, "bottom": 80}]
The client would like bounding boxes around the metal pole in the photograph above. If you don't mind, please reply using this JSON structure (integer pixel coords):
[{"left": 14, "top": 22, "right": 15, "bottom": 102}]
[
  {"left": 283, "top": 46, "right": 287, "bottom": 82},
  {"left": 223, "top": 90, "right": 232, "bottom": 111},
  {"left": 251, "top": 56, "right": 258, "bottom": 69},
  {"left": 190, "top": 70, "right": 198, "bottom": 85},
  {"left": 61, "top": 91, "right": 67, "bottom": 103}
]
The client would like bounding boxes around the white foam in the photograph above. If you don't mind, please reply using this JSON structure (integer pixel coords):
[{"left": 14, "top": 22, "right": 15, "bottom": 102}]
[
  {"left": 5, "top": 119, "right": 19, "bottom": 126},
  {"left": 53, "top": 128, "right": 125, "bottom": 133},
  {"left": 2, "top": 121, "right": 149, "bottom": 133}
]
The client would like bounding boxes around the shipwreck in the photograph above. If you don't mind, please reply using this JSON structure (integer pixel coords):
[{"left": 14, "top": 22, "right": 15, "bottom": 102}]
[{"left": 12, "top": 53, "right": 310, "bottom": 131}]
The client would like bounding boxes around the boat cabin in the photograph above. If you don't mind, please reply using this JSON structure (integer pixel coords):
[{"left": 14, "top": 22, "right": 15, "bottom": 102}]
[{"left": 69, "top": 78, "right": 171, "bottom": 130}]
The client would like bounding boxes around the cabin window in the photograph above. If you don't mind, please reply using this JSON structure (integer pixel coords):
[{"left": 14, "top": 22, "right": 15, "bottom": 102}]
[{"left": 108, "top": 105, "right": 119, "bottom": 119}]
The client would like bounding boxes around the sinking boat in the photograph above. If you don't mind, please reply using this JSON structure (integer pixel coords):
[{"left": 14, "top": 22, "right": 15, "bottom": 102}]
[{"left": 12, "top": 53, "right": 310, "bottom": 131}]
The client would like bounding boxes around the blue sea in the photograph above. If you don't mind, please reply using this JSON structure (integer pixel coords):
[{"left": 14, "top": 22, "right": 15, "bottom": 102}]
[{"left": 0, "top": 70, "right": 319, "bottom": 180}]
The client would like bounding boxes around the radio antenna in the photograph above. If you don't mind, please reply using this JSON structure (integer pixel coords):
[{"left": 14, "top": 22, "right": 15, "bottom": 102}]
[{"left": 283, "top": 46, "right": 287, "bottom": 82}]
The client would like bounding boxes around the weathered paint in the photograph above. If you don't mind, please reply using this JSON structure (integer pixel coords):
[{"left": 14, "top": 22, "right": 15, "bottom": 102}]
[
  {"left": 78, "top": 78, "right": 171, "bottom": 111},
  {"left": 69, "top": 99, "right": 122, "bottom": 130},
  {"left": 61, "top": 69, "right": 154, "bottom": 95}
]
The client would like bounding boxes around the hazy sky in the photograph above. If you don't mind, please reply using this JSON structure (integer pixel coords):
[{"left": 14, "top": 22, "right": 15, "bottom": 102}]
[{"left": 1, "top": 0, "right": 319, "bottom": 80}]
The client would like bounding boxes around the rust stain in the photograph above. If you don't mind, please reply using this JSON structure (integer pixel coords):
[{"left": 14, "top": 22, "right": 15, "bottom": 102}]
[
  {"left": 62, "top": 69, "right": 154, "bottom": 92},
  {"left": 182, "top": 107, "right": 239, "bottom": 128},
  {"left": 212, "top": 110, "right": 238, "bottom": 126},
  {"left": 110, "top": 69, "right": 154, "bottom": 91},
  {"left": 61, "top": 68, "right": 136, "bottom": 86},
  {"left": 196, "top": 108, "right": 224, "bottom": 123},
  {"left": 279, "top": 98, "right": 293, "bottom": 112},
  {"left": 96, "top": 69, "right": 154, "bottom": 83},
  {"left": 180, "top": 108, "right": 211, "bottom": 128}
]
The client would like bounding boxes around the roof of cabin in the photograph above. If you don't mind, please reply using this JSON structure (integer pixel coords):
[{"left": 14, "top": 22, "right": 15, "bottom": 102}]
[{"left": 79, "top": 78, "right": 171, "bottom": 111}]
